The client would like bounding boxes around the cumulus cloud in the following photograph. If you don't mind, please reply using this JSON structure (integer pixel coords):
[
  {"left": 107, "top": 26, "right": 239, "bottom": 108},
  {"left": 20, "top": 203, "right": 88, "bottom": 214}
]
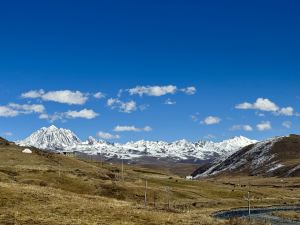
[
  {"left": 97, "top": 131, "right": 120, "bottom": 140},
  {"left": 21, "top": 90, "right": 88, "bottom": 105},
  {"left": 0, "top": 106, "right": 19, "bottom": 117},
  {"left": 65, "top": 109, "right": 99, "bottom": 119},
  {"left": 8, "top": 103, "right": 45, "bottom": 114},
  {"left": 282, "top": 121, "right": 292, "bottom": 129},
  {"left": 201, "top": 116, "right": 221, "bottom": 125},
  {"left": 236, "top": 98, "right": 279, "bottom": 111},
  {"left": 0, "top": 103, "right": 45, "bottom": 117},
  {"left": 181, "top": 86, "right": 197, "bottom": 95},
  {"left": 230, "top": 124, "right": 253, "bottom": 131},
  {"left": 39, "top": 113, "right": 64, "bottom": 122},
  {"left": 236, "top": 98, "right": 295, "bottom": 116},
  {"left": 128, "top": 85, "right": 177, "bottom": 97},
  {"left": 21, "top": 89, "right": 45, "bottom": 98},
  {"left": 127, "top": 85, "right": 196, "bottom": 97},
  {"left": 107, "top": 98, "right": 137, "bottom": 113},
  {"left": 93, "top": 92, "right": 105, "bottom": 99},
  {"left": 164, "top": 98, "right": 176, "bottom": 105},
  {"left": 113, "top": 125, "right": 152, "bottom": 132},
  {"left": 277, "top": 107, "right": 294, "bottom": 116},
  {"left": 39, "top": 109, "right": 99, "bottom": 122},
  {"left": 256, "top": 121, "right": 272, "bottom": 131}
]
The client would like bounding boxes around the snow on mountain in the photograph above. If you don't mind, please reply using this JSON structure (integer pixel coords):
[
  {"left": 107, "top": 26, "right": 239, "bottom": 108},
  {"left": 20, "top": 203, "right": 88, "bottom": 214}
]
[
  {"left": 192, "top": 135, "right": 300, "bottom": 178},
  {"left": 18, "top": 125, "right": 81, "bottom": 150},
  {"left": 17, "top": 126, "right": 257, "bottom": 161}
]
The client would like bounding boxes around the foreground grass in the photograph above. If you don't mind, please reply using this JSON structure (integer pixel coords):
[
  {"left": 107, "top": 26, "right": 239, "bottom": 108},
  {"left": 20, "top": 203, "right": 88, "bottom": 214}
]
[
  {"left": 0, "top": 144, "right": 299, "bottom": 224},
  {"left": 272, "top": 211, "right": 300, "bottom": 221}
]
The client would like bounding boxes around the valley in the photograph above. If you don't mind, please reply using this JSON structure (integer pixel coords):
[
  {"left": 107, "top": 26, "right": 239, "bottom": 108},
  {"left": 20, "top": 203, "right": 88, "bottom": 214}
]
[{"left": 0, "top": 137, "right": 299, "bottom": 225}]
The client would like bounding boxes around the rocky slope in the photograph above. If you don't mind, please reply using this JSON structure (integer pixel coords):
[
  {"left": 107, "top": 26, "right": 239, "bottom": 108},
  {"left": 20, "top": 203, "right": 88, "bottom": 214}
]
[{"left": 192, "top": 135, "right": 300, "bottom": 178}]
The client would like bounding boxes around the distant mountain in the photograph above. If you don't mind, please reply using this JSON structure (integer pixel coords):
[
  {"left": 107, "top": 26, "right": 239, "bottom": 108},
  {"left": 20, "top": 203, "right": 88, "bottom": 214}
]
[
  {"left": 18, "top": 125, "right": 81, "bottom": 150},
  {"left": 18, "top": 126, "right": 257, "bottom": 162},
  {"left": 192, "top": 135, "right": 300, "bottom": 178}
]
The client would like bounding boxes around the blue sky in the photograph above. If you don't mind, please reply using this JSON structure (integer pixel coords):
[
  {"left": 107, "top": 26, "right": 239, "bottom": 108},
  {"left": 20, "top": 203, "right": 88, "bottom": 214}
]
[{"left": 0, "top": 1, "right": 300, "bottom": 142}]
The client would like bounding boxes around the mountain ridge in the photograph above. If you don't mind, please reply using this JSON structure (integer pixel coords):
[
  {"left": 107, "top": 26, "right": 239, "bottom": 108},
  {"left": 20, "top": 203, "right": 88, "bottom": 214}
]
[
  {"left": 192, "top": 134, "right": 300, "bottom": 178},
  {"left": 17, "top": 125, "right": 257, "bottom": 162}
]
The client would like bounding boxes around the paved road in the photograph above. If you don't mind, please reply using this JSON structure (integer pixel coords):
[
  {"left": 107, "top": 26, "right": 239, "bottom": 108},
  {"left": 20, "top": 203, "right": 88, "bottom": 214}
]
[{"left": 214, "top": 206, "right": 300, "bottom": 225}]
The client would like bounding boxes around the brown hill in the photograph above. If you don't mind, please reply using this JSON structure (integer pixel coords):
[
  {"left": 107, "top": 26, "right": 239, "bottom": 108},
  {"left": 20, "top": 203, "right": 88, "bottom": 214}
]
[{"left": 192, "top": 135, "right": 300, "bottom": 178}]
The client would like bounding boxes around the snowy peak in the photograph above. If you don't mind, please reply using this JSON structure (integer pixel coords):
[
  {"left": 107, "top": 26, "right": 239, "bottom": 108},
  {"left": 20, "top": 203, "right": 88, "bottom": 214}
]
[
  {"left": 18, "top": 125, "right": 81, "bottom": 150},
  {"left": 18, "top": 126, "right": 257, "bottom": 161}
]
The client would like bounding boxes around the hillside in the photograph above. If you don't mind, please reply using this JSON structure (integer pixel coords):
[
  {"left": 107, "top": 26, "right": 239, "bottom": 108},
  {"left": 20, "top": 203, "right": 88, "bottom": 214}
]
[
  {"left": 192, "top": 135, "right": 300, "bottom": 178},
  {"left": 0, "top": 136, "right": 300, "bottom": 224}
]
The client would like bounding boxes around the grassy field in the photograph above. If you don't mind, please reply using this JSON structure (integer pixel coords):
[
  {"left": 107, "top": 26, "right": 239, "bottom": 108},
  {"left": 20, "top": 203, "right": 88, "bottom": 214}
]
[
  {"left": 0, "top": 142, "right": 299, "bottom": 224},
  {"left": 272, "top": 211, "right": 300, "bottom": 221}
]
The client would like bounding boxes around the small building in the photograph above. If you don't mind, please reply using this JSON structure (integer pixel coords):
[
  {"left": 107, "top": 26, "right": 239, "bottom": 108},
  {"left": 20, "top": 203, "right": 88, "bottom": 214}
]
[
  {"left": 61, "top": 151, "right": 76, "bottom": 157},
  {"left": 22, "top": 148, "right": 32, "bottom": 154},
  {"left": 185, "top": 176, "right": 193, "bottom": 180}
]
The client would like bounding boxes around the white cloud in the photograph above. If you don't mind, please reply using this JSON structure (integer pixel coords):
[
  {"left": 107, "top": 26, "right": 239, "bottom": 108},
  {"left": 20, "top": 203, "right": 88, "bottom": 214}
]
[
  {"left": 39, "top": 109, "right": 99, "bottom": 121},
  {"left": 236, "top": 98, "right": 279, "bottom": 111},
  {"left": 128, "top": 85, "right": 177, "bottom": 97},
  {"left": 201, "top": 116, "right": 221, "bottom": 125},
  {"left": 113, "top": 125, "right": 152, "bottom": 132},
  {"left": 97, "top": 131, "right": 120, "bottom": 140},
  {"left": 0, "top": 103, "right": 45, "bottom": 117},
  {"left": 236, "top": 102, "right": 253, "bottom": 110},
  {"left": 0, "top": 106, "right": 19, "bottom": 117},
  {"left": 277, "top": 107, "right": 294, "bottom": 116},
  {"left": 256, "top": 121, "right": 272, "bottom": 131},
  {"left": 164, "top": 98, "right": 176, "bottom": 105},
  {"left": 107, "top": 98, "right": 137, "bottom": 113},
  {"left": 39, "top": 113, "right": 63, "bottom": 122},
  {"left": 282, "top": 121, "right": 292, "bottom": 129},
  {"left": 21, "top": 89, "right": 45, "bottom": 98},
  {"left": 21, "top": 90, "right": 88, "bottom": 105},
  {"left": 181, "top": 86, "right": 197, "bottom": 95},
  {"left": 8, "top": 103, "right": 45, "bottom": 114},
  {"left": 128, "top": 85, "right": 197, "bottom": 97},
  {"left": 230, "top": 124, "right": 253, "bottom": 131},
  {"left": 93, "top": 92, "right": 105, "bottom": 99},
  {"left": 236, "top": 98, "right": 296, "bottom": 116},
  {"left": 65, "top": 109, "right": 99, "bottom": 119}
]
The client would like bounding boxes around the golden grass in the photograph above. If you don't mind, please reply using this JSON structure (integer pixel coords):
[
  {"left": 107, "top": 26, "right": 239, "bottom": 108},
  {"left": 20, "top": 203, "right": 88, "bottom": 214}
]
[
  {"left": 0, "top": 144, "right": 299, "bottom": 224},
  {"left": 272, "top": 211, "right": 300, "bottom": 221}
]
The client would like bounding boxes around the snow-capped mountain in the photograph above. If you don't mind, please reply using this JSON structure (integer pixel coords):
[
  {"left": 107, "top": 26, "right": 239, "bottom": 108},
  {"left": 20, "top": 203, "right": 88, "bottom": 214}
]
[
  {"left": 18, "top": 126, "right": 257, "bottom": 162},
  {"left": 192, "top": 135, "right": 300, "bottom": 178},
  {"left": 18, "top": 125, "right": 81, "bottom": 150}
]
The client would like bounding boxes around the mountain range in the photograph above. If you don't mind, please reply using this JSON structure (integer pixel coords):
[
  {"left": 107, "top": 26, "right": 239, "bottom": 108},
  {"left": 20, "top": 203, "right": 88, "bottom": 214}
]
[{"left": 17, "top": 125, "right": 257, "bottom": 162}]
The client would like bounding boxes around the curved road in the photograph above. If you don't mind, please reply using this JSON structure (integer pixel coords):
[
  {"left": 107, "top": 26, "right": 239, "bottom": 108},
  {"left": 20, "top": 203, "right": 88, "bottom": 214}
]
[{"left": 214, "top": 206, "right": 300, "bottom": 225}]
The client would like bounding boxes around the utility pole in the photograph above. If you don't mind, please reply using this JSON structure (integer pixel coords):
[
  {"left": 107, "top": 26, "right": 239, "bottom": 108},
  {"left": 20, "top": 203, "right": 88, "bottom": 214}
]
[
  {"left": 144, "top": 180, "right": 148, "bottom": 207},
  {"left": 121, "top": 158, "right": 124, "bottom": 181},
  {"left": 244, "top": 180, "right": 253, "bottom": 222},
  {"left": 58, "top": 157, "right": 61, "bottom": 178},
  {"left": 247, "top": 191, "right": 251, "bottom": 217},
  {"left": 165, "top": 186, "right": 171, "bottom": 210},
  {"left": 97, "top": 152, "right": 103, "bottom": 168}
]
